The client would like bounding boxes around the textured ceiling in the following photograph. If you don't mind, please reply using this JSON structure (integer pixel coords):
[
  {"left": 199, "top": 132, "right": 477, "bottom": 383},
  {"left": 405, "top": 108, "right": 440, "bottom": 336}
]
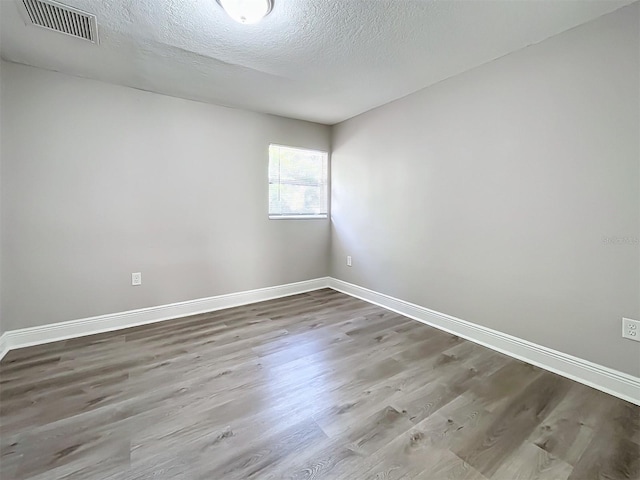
[{"left": 1, "top": 0, "right": 636, "bottom": 124}]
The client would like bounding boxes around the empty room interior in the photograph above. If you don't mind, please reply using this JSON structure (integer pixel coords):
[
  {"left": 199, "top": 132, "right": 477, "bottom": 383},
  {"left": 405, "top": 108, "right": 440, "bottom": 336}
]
[{"left": 0, "top": 0, "right": 639, "bottom": 479}]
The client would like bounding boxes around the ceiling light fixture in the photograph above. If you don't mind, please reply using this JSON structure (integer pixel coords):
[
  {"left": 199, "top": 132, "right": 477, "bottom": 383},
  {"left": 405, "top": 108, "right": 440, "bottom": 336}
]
[{"left": 217, "top": 0, "right": 273, "bottom": 25}]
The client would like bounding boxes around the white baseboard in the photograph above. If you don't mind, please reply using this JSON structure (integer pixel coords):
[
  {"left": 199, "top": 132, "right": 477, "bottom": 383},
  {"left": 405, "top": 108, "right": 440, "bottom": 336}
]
[
  {"left": 329, "top": 278, "right": 640, "bottom": 406},
  {"left": 0, "top": 333, "right": 8, "bottom": 363},
  {"left": 0, "top": 277, "right": 331, "bottom": 361},
  {"left": 1, "top": 276, "right": 637, "bottom": 406}
]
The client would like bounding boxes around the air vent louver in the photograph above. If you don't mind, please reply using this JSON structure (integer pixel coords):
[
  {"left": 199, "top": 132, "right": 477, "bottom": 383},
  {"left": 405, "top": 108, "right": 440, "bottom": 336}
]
[{"left": 18, "top": 0, "right": 98, "bottom": 43}]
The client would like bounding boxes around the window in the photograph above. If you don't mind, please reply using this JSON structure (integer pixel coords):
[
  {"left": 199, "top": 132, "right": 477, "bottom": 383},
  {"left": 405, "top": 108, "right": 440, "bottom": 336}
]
[{"left": 268, "top": 144, "right": 328, "bottom": 219}]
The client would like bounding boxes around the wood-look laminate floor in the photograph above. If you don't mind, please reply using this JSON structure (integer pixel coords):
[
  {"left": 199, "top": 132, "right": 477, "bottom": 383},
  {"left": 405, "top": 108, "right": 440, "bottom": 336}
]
[{"left": 0, "top": 289, "right": 638, "bottom": 480}]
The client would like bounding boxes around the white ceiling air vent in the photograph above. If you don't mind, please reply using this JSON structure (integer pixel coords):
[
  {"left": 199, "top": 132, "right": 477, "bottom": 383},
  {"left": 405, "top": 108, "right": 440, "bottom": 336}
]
[{"left": 17, "top": 0, "right": 98, "bottom": 44}]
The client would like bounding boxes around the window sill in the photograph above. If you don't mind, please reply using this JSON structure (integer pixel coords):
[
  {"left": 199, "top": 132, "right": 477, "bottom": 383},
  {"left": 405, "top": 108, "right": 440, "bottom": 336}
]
[{"left": 269, "top": 215, "right": 328, "bottom": 220}]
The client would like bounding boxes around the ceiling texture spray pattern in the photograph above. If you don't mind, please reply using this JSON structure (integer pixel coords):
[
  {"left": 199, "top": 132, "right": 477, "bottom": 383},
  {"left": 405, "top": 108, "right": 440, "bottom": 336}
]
[{"left": 0, "top": 0, "right": 635, "bottom": 124}]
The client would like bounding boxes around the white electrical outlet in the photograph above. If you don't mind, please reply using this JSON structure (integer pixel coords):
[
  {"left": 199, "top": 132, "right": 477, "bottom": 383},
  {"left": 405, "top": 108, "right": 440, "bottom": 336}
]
[
  {"left": 622, "top": 318, "right": 640, "bottom": 342},
  {"left": 132, "top": 272, "right": 142, "bottom": 286},
  {"left": 347, "top": 255, "right": 352, "bottom": 267}
]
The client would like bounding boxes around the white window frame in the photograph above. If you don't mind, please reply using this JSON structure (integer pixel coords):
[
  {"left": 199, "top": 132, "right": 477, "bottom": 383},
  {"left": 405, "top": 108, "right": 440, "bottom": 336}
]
[{"left": 268, "top": 144, "right": 329, "bottom": 220}]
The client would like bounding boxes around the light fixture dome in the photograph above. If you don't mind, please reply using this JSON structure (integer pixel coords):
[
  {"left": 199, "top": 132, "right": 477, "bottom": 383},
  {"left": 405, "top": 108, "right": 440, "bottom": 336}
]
[{"left": 218, "top": 0, "right": 273, "bottom": 24}]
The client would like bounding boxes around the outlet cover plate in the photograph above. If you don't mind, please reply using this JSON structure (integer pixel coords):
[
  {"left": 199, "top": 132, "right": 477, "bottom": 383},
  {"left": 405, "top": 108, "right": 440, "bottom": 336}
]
[
  {"left": 622, "top": 317, "right": 640, "bottom": 342},
  {"left": 132, "top": 272, "right": 142, "bottom": 286}
]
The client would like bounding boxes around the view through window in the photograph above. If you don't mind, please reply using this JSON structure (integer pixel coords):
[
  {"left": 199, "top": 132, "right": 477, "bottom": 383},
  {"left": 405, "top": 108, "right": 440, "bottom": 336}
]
[{"left": 268, "top": 144, "right": 328, "bottom": 219}]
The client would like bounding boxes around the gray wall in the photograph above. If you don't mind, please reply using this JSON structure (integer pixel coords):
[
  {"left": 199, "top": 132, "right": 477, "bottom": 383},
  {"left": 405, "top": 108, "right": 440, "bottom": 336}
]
[
  {"left": 330, "top": 4, "right": 640, "bottom": 376},
  {"left": 0, "top": 61, "right": 330, "bottom": 332},
  {"left": 0, "top": 60, "right": 3, "bottom": 335}
]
